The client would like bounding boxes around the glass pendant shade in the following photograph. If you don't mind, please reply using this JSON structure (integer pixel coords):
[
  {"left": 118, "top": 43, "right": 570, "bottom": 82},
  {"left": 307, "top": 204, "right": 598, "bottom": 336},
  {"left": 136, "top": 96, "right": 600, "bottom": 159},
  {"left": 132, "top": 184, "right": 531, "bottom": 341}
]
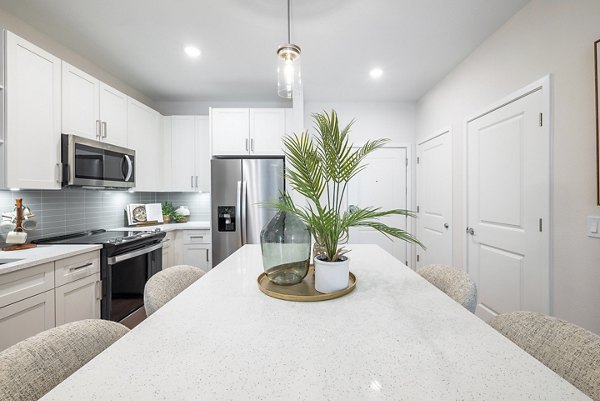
[{"left": 277, "top": 44, "right": 301, "bottom": 99}]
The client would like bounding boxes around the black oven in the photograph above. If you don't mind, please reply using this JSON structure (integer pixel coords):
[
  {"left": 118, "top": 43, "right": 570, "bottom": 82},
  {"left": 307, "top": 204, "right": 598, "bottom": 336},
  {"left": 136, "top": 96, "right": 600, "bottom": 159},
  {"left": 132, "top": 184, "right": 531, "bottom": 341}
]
[
  {"left": 33, "top": 229, "right": 166, "bottom": 324},
  {"left": 103, "top": 242, "right": 162, "bottom": 321},
  {"left": 61, "top": 134, "right": 135, "bottom": 189}
]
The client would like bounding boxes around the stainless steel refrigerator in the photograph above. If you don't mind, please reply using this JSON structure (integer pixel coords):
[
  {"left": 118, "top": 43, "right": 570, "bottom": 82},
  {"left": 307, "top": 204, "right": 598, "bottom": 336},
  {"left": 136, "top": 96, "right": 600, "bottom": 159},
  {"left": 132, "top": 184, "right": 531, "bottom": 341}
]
[{"left": 211, "top": 157, "right": 284, "bottom": 266}]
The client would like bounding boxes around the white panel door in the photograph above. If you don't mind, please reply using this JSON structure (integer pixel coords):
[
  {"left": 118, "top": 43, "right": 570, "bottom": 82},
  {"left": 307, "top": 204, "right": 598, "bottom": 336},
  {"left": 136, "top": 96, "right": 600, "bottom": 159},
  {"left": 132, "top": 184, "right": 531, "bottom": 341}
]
[
  {"left": 416, "top": 131, "right": 452, "bottom": 268},
  {"left": 347, "top": 147, "right": 408, "bottom": 263},
  {"left": 467, "top": 88, "right": 549, "bottom": 321},
  {"left": 250, "top": 108, "right": 285, "bottom": 155},
  {"left": 6, "top": 31, "right": 62, "bottom": 189},
  {"left": 171, "top": 116, "right": 197, "bottom": 191},
  {"left": 128, "top": 98, "right": 162, "bottom": 191},
  {"left": 211, "top": 108, "right": 250, "bottom": 155},
  {"left": 62, "top": 61, "right": 100, "bottom": 140},
  {"left": 183, "top": 245, "right": 211, "bottom": 273},
  {"left": 99, "top": 82, "right": 128, "bottom": 147},
  {"left": 0, "top": 290, "right": 55, "bottom": 352},
  {"left": 55, "top": 273, "right": 101, "bottom": 326}
]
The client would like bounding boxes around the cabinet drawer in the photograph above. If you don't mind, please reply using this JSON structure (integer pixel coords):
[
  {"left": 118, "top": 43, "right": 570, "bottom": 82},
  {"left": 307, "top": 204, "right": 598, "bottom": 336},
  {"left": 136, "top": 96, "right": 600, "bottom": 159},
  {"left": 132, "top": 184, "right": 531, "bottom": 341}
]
[
  {"left": 55, "top": 251, "right": 100, "bottom": 287},
  {"left": 0, "top": 262, "right": 54, "bottom": 308},
  {"left": 183, "top": 230, "right": 210, "bottom": 244}
]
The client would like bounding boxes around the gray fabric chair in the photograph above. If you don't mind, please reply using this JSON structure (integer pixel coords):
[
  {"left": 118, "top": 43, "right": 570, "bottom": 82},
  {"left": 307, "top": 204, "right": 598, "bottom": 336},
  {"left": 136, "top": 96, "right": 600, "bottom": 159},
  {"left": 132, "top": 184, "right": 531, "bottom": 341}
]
[
  {"left": 417, "top": 264, "right": 477, "bottom": 313},
  {"left": 0, "top": 319, "right": 128, "bottom": 401},
  {"left": 144, "top": 265, "right": 205, "bottom": 316},
  {"left": 490, "top": 311, "right": 600, "bottom": 401}
]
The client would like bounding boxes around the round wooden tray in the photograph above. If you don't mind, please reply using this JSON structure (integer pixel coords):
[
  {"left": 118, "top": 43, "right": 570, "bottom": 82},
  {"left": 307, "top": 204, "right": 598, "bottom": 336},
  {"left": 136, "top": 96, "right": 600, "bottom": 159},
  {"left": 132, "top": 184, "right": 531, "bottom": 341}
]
[{"left": 257, "top": 266, "right": 357, "bottom": 302}]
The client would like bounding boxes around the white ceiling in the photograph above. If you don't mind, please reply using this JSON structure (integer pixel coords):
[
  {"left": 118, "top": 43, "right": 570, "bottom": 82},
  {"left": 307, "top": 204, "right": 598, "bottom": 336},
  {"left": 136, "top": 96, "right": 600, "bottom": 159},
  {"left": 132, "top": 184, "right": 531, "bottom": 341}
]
[{"left": 0, "top": 0, "right": 529, "bottom": 103}]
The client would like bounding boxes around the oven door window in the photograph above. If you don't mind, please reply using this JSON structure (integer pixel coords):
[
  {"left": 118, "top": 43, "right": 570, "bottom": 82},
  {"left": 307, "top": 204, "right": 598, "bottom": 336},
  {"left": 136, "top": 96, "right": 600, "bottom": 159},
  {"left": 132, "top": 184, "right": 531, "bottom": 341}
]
[{"left": 110, "top": 252, "right": 149, "bottom": 322}]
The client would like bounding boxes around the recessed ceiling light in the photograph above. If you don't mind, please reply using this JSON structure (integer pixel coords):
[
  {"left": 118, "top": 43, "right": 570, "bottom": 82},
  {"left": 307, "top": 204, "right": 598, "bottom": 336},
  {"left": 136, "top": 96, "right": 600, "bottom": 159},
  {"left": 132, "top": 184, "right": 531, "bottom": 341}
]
[
  {"left": 184, "top": 46, "right": 201, "bottom": 58},
  {"left": 369, "top": 68, "right": 383, "bottom": 79}
]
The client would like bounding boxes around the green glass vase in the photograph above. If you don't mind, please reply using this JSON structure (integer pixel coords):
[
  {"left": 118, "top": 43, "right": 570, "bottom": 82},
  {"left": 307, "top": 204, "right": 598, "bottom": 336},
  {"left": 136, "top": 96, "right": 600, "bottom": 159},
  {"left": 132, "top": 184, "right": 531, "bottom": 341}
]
[{"left": 260, "top": 211, "right": 311, "bottom": 285}]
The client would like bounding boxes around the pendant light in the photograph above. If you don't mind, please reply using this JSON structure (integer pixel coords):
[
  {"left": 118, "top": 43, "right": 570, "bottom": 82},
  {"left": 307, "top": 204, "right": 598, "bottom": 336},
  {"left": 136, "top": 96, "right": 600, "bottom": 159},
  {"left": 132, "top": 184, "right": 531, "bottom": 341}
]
[{"left": 277, "top": 0, "right": 301, "bottom": 99}]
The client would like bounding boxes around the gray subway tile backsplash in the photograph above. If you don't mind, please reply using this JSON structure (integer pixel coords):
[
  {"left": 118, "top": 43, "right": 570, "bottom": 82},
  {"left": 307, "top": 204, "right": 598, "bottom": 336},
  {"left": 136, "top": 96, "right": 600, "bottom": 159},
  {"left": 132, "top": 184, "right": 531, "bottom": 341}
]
[{"left": 0, "top": 189, "right": 210, "bottom": 241}]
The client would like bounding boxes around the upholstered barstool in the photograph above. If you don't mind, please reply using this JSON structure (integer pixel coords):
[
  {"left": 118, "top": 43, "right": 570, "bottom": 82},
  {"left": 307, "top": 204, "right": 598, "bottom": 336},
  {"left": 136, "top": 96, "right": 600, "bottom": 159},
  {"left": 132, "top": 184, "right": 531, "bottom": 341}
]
[
  {"left": 417, "top": 264, "right": 477, "bottom": 313},
  {"left": 0, "top": 319, "right": 128, "bottom": 401},
  {"left": 144, "top": 265, "right": 205, "bottom": 316},
  {"left": 490, "top": 311, "right": 600, "bottom": 401}
]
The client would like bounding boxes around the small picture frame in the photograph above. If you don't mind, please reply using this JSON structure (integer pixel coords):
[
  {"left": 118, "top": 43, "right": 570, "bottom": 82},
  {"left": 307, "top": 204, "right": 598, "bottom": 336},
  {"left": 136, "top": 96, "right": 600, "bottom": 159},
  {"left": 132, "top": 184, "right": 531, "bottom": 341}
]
[{"left": 127, "top": 204, "right": 147, "bottom": 225}]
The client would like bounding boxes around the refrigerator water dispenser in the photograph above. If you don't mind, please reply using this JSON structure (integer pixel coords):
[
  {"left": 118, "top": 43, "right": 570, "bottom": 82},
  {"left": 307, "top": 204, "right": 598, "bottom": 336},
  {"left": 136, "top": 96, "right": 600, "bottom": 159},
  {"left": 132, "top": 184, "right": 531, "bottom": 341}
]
[{"left": 217, "top": 206, "right": 236, "bottom": 232}]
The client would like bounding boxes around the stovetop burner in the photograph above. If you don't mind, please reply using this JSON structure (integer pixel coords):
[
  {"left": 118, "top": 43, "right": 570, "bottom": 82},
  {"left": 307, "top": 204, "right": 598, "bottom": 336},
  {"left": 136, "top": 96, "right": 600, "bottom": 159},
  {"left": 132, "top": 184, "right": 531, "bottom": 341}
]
[{"left": 33, "top": 229, "right": 166, "bottom": 248}]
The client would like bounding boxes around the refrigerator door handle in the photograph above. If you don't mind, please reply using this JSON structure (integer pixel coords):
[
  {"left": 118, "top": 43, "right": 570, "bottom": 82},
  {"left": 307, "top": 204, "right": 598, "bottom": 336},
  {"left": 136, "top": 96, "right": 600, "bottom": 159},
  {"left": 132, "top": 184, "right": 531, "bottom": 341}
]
[
  {"left": 241, "top": 180, "right": 248, "bottom": 245},
  {"left": 236, "top": 180, "right": 243, "bottom": 245}
]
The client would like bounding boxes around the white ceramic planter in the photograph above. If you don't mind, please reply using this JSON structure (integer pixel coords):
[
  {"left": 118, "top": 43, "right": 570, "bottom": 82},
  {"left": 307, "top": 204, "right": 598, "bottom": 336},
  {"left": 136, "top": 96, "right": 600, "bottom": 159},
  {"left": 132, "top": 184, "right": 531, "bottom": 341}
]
[{"left": 314, "top": 256, "right": 350, "bottom": 293}]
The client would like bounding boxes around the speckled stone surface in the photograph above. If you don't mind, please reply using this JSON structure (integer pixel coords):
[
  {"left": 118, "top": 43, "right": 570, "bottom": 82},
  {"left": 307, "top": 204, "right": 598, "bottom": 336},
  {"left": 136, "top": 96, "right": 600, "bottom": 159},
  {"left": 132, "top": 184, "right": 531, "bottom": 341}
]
[
  {"left": 39, "top": 245, "right": 591, "bottom": 401},
  {"left": 110, "top": 220, "right": 210, "bottom": 232},
  {"left": 0, "top": 244, "right": 102, "bottom": 275}
]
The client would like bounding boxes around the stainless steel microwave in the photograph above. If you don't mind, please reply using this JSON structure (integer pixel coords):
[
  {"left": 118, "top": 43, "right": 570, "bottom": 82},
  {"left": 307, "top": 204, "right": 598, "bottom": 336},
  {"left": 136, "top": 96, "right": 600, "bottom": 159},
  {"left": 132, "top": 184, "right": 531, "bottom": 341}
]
[{"left": 61, "top": 134, "right": 135, "bottom": 189}]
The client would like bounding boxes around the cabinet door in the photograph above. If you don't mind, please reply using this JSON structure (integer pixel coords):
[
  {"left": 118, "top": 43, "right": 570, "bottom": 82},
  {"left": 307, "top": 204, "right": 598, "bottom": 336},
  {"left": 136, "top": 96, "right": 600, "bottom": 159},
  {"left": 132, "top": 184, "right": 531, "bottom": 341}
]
[
  {"left": 0, "top": 290, "right": 55, "bottom": 352},
  {"left": 128, "top": 98, "right": 162, "bottom": 191},
  {"left": 195, "top": 116, "right": 210, "bottom": 192},
  {"left": 99, "top": 83, "right": 128, "bottom": 147},
  {"left": 162, "top": 232, "right": 174, "bottom": 269},
  {"left": 55, "top": 273, "right": 101, "bottom": 326},
  {"left": 211, "top": 108, "right": 249, "bottom": 156},
  {"left": 249, "top": 109, "right": 285, "bottom": 155},
  {"left": 6, "top": 31, "right": 62, "bottom": 189},
  {"left": 182, "top": 245, "right": 211, "bottom": 273},
  {"left": 171, "top": 116, "right": 197, "bottom": 191},
  {"left": 62, "top": 61, "right": 100, "bottom": 140}
]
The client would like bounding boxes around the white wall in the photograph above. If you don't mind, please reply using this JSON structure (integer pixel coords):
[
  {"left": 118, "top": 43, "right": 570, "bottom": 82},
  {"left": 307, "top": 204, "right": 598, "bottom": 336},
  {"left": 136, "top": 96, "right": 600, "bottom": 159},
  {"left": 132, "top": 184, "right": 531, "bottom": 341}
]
[
  {"left": 0, "top": 8, "right": 154, "bottom": 108},
  {"left": 416, "top": 0, "right": 600, "bottom": 333},
  {"left": 304, "top": 101, "right": 415, "bottom": 144}
]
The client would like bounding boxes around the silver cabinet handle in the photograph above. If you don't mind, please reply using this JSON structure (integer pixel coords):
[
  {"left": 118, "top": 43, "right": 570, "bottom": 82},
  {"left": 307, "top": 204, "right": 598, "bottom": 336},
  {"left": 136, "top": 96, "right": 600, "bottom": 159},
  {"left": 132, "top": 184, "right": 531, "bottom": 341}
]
[
  {"left": 69, "top": 262, "right": 93, "bottom": 271},
  {"left": 195, "top": 175, "right": 198, "bottom": 188},
  {"left": 245, "top": 138, "right": 249, "bottom": 151},
  {"left": 96, "top": 120, "right": 101, "bottom": 139},
  {"left": 101, "top": 121, "right": 107, "bottom": 138},
  {"left": 189, "top": 236, "right": 204, "bottom": 239},
  {"left": 191, "top": 175, "right": 194, "bottom": 188},
  {"left": 56, "top": 163, "right": 62, "bottom": 184},
  {"left": 95, "top": 280, "right": 102, "bottom": 301},
  {"left": 444, "top": 223, "right": 449, "bottom": 229},
  {"left": 250, "top": 138, "right": 254, "bottom": 152},
  {"left": 466, "top": 227, "right": 475, "bottom": 235}
]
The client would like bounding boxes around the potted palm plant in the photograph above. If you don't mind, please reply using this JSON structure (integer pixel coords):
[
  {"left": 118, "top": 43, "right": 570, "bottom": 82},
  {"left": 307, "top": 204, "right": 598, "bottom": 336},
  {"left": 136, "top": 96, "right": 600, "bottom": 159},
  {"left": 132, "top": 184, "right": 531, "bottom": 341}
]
[{"left": 273, "top": 110, "right": 423, "bottom": 293}]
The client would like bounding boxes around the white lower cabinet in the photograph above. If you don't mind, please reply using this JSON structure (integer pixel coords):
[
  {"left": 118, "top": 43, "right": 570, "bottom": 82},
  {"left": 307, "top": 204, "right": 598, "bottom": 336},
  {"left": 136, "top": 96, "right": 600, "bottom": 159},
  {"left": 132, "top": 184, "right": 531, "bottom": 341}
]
[
  {"left": 162, "top": 232, "right": 175, "bottom": 269},
  {"left": 55, "top": 273, "right": 101, "bottom": 326},
  {"left": 0, "top": 250, "right": 101, "bottom": 351},
  {"left": 168, "top": 229, "right": 212, "bottom": 273},
  {"left": 0, "top": 290, "right": 55, "bottom": 352}
]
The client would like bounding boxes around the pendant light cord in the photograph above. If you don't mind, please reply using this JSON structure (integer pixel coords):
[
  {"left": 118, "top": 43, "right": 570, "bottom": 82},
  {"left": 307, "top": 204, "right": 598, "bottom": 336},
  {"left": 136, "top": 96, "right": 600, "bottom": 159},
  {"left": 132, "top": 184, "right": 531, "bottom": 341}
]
[{"left": 287, "top": 0, "right": 291, "bottom": 44}]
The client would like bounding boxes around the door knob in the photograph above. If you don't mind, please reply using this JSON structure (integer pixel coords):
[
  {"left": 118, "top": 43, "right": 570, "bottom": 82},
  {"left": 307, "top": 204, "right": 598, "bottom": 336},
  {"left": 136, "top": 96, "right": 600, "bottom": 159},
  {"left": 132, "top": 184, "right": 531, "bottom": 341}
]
[{"left": 444, "top": 223, "right": 449, "bottom": 229}]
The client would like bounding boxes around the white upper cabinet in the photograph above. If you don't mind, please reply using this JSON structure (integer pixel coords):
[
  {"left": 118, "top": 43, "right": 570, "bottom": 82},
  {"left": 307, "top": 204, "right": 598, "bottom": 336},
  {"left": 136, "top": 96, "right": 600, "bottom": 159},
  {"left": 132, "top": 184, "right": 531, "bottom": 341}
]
[
  {"left": 249, "top": 109, "right": 286, "bottom": 155},
  {"left": 61, "top": 62, "right": 99, "bottom": 139},
  {"left": 211, "top": 108, "right": 286, "bottom": 156},
  {"left": 62, "top": 62, "right": 128, "bottom": 147},
  {"left": 6, "top": 31, "right": 62, "bottom": 189},
  {"left": 128, "top": 98, "right": 162, "bottom": 191},
  {"left": 99, "top": 83, "right": 128, "bottom": 147},
  {"left": 166, "top": 115, "right": 210, "bottom": 192}
]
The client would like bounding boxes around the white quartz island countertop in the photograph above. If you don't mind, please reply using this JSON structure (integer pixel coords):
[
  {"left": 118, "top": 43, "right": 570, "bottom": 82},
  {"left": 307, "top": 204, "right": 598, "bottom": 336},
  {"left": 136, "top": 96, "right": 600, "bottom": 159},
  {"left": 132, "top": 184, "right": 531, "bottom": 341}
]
[
  {"left": 0, "top": 244, "right": 102, "bottom": 275},
  {"left": 110, "top": 220, "right": 210, "bottom": 232},
  {"left": 41, "top": 245, "right": 590, "bottom": 401}
]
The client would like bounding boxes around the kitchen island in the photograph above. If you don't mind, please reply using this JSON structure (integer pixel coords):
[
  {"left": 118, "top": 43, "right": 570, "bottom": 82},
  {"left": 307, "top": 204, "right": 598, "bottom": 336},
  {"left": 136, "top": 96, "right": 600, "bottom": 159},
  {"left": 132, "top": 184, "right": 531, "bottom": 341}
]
[{"left": 40, "top": 245, "right": 590, "bottom": 400}]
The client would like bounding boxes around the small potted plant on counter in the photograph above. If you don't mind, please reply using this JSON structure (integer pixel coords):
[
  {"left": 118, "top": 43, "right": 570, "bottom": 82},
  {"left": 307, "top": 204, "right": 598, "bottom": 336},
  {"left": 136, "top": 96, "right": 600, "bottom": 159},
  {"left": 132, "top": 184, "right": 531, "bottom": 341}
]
[
  {"left": 273, "top": 110, "right": 424, "bottom": 293},
  {"left": 161, "top": 202, "right": 176, "bottom": 224}
]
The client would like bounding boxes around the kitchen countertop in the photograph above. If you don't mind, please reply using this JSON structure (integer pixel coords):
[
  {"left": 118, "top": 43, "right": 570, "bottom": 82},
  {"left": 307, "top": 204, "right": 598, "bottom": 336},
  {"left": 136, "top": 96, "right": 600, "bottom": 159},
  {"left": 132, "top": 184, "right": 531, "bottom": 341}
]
[
  {"left": 110, "top": 220, "right": 210, "bottom": 232},
  {"left": 40, "top": 244, "right": 590, "bottom": 401},
  {"left": 0, "top": 244, "right": 103, "bottom": 276}
]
